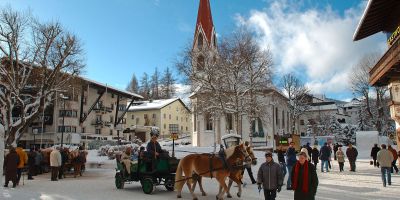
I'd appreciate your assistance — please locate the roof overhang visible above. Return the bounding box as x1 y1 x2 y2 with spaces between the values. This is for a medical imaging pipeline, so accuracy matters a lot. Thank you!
353 0 400 41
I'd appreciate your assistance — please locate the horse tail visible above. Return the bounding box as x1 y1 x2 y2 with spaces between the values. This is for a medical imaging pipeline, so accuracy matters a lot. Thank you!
175 158 185 191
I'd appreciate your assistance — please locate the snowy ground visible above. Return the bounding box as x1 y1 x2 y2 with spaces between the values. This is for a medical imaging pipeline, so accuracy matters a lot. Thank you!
1 147 400 200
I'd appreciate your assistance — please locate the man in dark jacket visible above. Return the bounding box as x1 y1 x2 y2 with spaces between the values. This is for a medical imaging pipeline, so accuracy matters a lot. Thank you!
146 129 162 159
319 143 331 172
257 151 283 200
277 145 287 179
306 143 313 159
286 142 297 190
4 147 19 188
311 146 319 170
370 144 381 168
291 152 318 200
346 144 358 172
58 148 69 179
27 148 36 180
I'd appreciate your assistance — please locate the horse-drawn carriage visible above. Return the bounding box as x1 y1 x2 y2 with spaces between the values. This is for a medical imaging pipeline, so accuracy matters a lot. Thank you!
114 149 180 194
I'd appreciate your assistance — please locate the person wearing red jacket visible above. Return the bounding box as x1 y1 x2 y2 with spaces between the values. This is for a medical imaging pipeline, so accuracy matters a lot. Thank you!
388 145 399 174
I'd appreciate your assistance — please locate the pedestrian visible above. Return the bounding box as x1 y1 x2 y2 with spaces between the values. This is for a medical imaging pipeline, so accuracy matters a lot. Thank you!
336 147 345 172
50 147 62 181
311 145 319 170
328 143 333 169
58 148 69 179
257 151 283 200
346 144 358 172
35 149 43 175
319 142 331 172
243 141 257 184
4 147 19 188
333 143 338 160
285 141 297 190
306 143 313 159
277 145 287 180
388 145 399 174
370 144 381 168
377 144 394 187
291 152 318 200
27 148 36 180
15 143 28 185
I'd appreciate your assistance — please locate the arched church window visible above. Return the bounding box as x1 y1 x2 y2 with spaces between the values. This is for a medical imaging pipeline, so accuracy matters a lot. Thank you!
198 34 203 49
197 56 205 70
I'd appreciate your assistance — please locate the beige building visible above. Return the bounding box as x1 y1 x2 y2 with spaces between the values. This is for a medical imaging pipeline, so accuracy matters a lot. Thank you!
126 98 192 142
19 77 143 148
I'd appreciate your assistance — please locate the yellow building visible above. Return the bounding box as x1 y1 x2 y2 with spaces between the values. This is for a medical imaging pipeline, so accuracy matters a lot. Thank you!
126 98 191 142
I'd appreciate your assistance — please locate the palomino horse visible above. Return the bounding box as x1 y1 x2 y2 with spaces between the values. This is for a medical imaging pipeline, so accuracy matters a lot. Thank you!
175 144 251 200
68 150 88 178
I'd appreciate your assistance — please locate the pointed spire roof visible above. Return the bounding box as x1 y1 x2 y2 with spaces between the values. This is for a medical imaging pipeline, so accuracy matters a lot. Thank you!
195 0 215 44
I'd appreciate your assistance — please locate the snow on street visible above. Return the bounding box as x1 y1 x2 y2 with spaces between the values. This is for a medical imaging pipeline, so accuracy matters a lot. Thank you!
1 148 399 200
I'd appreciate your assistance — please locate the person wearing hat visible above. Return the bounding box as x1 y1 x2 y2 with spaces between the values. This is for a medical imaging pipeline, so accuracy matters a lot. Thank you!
146 128 162 159
291 151 319 200
257 151 283 200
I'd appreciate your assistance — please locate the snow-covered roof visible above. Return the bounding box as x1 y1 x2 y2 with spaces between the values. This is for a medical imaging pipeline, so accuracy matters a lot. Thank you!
80 76 143 99
221 133 242 140
308 103 338 111
342 99 362 108
128 98 183 111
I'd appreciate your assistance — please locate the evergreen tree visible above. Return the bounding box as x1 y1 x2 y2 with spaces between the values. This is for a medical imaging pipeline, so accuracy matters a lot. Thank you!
126 73 139 93
151 67 160 99
140 72 150 100
161 67 176 98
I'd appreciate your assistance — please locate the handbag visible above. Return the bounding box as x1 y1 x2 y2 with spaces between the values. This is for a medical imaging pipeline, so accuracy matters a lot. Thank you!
370 160 373 165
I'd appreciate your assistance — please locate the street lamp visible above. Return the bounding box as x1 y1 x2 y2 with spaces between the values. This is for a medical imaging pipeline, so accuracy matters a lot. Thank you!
60 93 69 148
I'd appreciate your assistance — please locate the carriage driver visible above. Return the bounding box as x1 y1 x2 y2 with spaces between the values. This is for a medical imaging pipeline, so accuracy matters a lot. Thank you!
146 128 162 159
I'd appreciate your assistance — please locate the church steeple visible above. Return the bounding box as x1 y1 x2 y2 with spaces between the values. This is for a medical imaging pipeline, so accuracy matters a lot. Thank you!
194 0 216 49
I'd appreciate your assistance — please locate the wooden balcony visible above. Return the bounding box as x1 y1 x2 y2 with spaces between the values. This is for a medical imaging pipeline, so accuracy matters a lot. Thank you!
369 36 400 86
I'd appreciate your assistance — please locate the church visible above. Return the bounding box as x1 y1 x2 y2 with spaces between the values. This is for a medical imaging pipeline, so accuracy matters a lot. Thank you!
190 0 292 148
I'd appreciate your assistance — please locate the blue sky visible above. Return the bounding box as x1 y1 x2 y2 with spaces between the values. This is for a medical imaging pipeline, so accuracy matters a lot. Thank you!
1 0 385 101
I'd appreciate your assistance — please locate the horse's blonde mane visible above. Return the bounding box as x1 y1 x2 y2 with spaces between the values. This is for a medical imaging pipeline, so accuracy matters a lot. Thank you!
225 145 236 159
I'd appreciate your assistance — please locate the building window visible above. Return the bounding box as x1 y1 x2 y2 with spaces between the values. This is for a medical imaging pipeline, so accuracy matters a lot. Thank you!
205 112 213 130
111 94 114 98
110 116 113 123
164 124 166 129
186 127 188 131
152 114 156 119
109 130 113 135
96 115 102 122
181 117 183 122
59 110 78 118
136 118 139 124
144 114 148 119
131 115 135 120
226 113 233 130
57 126 76 133
110 103 114 110
282 110 285 129
164 114 166 119
32 127 45 133
197 56 205 70
176 116 178 121
82 127 85 133
169 114 171 120
275 107 279 125
95 129 101 135
300 120 305 125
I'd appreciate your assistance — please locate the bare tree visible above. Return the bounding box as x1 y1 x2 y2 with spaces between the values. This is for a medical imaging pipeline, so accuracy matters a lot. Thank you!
126 73 139 93
281 73 310 134
176 29 274 144
160 67 176 99
0 8 84 147
350 53 394 135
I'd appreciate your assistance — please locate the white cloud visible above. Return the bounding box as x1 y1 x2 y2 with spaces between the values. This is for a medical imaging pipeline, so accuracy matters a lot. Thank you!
236 0 387 96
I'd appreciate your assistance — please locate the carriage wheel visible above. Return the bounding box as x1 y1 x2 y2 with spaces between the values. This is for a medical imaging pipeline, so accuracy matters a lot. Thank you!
164 177 175 191
115 172 125 189
141 178 154 194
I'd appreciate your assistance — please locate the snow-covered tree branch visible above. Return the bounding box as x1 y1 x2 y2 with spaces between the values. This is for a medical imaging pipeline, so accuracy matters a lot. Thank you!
0 8 85 147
